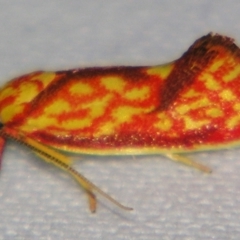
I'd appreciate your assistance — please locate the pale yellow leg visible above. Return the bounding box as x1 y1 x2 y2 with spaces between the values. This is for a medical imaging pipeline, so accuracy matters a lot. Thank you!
0 128 132 212
87 190 97 213
164 153 212 173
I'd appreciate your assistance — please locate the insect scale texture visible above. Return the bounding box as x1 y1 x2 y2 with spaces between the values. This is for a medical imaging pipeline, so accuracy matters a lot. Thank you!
0 33 240 212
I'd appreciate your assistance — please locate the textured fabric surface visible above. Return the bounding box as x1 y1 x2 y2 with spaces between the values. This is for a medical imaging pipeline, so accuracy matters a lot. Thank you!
0 1 240 239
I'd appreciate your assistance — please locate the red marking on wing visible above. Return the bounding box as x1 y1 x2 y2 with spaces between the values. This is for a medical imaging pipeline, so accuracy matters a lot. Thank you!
159 33 239 111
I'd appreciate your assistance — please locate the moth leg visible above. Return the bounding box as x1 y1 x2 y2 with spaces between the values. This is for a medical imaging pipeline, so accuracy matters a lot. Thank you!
34 151 97 212
0 127 133 212
164 153 212 173
87 190 97 213
35 149 98 212
0 128 132 212
0 137 6 169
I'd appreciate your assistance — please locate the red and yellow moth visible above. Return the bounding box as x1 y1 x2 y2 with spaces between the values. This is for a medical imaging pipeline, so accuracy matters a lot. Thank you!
0 33 240 212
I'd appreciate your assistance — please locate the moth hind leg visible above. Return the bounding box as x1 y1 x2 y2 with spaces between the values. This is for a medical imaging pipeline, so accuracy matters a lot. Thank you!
164 153 212 173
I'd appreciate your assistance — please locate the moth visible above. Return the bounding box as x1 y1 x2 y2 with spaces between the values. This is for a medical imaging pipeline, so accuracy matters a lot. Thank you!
0 33 240 212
